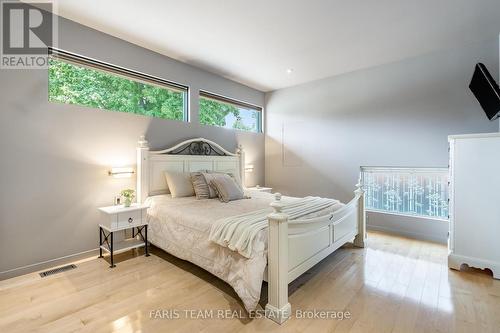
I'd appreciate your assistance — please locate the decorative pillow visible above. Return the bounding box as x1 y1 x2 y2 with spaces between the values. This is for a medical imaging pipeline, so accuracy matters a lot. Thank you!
201 172 220 198
202 171 240 195
190 172 210 199
164 171 195 198
208 174 245 203
217 169 242 188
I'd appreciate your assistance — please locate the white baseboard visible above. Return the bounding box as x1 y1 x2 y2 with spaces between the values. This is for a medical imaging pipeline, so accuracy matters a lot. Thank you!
367 224 447 244
0 248 99 281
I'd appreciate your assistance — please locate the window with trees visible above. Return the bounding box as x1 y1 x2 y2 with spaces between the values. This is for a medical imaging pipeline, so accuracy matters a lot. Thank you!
199 91 262 133
48 49 188 121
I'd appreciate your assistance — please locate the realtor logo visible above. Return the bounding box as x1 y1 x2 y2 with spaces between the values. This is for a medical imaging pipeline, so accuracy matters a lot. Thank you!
1 0 57 68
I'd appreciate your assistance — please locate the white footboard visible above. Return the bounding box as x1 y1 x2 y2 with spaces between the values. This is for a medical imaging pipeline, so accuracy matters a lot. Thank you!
265 184 366 324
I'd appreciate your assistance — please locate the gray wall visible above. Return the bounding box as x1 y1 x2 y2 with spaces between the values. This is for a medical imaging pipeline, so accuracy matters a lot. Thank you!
265 38 499 210
367 212 449 244
0 17 264 276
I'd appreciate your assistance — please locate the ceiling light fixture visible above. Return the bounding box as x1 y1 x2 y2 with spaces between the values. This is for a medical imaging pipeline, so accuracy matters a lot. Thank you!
286 68 294 74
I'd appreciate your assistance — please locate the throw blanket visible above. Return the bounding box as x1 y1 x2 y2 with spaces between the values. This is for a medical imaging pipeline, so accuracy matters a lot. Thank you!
209 197 338 258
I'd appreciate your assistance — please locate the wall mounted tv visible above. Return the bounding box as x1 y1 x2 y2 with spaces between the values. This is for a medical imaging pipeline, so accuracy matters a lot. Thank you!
469 63 500 120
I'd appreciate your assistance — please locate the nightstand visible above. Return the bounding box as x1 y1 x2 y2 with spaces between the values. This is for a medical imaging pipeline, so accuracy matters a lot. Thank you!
98 203 150 268
247 186 273 193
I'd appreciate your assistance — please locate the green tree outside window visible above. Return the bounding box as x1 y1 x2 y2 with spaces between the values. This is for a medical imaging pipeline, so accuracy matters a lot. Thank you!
199 97 261 133
49 58 262 133
48 58 186 120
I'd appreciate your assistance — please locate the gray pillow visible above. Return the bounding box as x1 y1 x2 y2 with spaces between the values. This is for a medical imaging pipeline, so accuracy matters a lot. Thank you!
215 169 242 188
164 171 195 198
208 174 245 203
191 172 210 199
202 171 240 198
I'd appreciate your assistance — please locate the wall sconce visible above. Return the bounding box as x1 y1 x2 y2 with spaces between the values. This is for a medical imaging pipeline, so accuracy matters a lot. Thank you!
108 167 135 178
245 164 254 173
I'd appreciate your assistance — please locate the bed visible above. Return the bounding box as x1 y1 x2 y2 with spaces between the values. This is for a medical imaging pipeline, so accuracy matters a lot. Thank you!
137 136 366 324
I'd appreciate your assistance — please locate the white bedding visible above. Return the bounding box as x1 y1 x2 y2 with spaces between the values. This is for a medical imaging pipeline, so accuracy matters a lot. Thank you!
145 191 343 312
210 196 339 258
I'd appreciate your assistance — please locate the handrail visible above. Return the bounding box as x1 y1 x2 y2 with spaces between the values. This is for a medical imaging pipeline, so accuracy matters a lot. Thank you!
360 166 447 173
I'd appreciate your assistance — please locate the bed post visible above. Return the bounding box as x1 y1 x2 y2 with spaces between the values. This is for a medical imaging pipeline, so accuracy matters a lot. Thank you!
137 135 150 204
353 182 366 248
236 144 245 188
265 193 291 324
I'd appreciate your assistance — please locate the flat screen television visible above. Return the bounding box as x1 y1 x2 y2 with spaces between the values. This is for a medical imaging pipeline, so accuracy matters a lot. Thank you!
469 63 500 120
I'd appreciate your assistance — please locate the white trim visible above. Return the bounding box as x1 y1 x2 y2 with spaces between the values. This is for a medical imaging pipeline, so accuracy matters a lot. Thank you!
448 132 500 140
0 248 99 281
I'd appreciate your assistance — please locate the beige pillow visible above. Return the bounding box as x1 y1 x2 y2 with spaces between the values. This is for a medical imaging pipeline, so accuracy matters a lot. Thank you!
164 171 195 198
208 174 245 203
191 172 210 199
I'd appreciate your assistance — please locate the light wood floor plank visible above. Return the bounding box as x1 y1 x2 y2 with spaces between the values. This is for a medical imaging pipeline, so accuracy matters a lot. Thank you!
0 231 499 333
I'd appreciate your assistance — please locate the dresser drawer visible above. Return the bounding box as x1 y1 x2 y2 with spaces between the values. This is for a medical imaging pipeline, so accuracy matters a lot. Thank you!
115 210 142 229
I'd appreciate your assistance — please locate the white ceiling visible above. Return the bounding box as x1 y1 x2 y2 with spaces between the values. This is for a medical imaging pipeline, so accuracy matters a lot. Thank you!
53 0 500 92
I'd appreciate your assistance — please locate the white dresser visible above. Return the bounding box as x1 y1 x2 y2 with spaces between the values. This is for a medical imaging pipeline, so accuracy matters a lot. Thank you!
448 133 500 279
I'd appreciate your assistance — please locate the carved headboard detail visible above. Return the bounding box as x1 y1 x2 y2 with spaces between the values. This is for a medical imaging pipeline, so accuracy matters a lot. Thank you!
147 137 239 157
136 136 245 202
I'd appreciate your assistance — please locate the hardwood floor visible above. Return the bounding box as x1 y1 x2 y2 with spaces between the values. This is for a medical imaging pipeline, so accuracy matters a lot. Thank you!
1 231 499 333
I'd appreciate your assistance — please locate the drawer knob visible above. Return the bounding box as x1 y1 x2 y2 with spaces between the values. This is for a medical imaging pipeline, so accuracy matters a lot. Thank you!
128 217 133 223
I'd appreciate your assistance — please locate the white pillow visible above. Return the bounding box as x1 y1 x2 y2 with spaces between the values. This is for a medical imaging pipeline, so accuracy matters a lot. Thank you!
164 171 195 198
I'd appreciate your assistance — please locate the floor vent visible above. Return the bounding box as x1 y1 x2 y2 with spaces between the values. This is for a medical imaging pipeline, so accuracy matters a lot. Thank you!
39 264 77 277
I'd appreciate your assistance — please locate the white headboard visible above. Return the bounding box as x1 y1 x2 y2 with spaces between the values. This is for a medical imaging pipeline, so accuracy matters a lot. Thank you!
136 136 245 203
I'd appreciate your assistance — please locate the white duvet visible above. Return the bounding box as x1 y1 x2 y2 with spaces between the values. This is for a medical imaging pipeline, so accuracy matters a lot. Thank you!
210 196 339 258
145 191 343 312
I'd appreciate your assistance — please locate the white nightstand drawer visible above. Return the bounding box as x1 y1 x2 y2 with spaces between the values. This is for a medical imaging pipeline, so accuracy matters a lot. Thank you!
99 203 149 232
116 210 142 229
